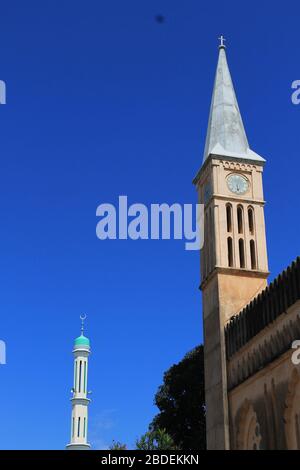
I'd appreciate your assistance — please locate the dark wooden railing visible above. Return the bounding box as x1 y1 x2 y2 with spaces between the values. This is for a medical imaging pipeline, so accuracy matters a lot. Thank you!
225 257 300 359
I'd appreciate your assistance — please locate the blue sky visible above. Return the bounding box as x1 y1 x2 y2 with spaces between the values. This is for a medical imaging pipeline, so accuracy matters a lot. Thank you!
0 0 299 449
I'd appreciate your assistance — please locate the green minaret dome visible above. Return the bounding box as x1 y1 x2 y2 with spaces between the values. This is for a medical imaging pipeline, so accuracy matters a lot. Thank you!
74 334 90 346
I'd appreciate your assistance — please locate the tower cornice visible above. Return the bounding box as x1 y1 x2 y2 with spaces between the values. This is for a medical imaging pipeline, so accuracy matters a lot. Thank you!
200 266 270 291
206 194 266 206
193 153 265 187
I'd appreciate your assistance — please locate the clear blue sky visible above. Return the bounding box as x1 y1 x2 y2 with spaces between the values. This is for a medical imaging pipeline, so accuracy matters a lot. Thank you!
0 0 299 450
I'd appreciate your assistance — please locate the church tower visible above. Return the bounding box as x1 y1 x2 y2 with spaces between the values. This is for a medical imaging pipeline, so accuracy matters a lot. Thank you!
66 315 91 450
193 38 269 449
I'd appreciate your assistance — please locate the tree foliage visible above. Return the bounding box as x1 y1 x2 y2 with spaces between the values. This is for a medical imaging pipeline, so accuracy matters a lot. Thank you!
136 428 177 450
109 440 127 450
150 345 206 450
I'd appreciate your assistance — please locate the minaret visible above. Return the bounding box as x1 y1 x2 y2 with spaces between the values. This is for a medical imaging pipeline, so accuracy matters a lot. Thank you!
193 38 269 449
66 315 91 450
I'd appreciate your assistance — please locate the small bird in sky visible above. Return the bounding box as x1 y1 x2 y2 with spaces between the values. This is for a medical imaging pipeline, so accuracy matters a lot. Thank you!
155 15 165 24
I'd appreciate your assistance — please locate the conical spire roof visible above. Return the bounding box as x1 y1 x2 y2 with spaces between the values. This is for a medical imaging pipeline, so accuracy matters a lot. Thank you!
203 43 265 164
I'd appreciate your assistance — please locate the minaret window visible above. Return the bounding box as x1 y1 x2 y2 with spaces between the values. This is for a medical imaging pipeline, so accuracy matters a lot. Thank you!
239 239 245 268
84 418 86 438
237 206 244 234
74 361 78 392
248 207 254 235
84 361 87 393
78 417 81 437
227 237 233 267
226 204 232 232
79 361 82 393
250 240 257 270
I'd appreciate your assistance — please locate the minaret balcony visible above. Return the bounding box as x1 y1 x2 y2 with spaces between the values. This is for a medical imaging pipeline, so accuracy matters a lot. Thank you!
70 396 91 405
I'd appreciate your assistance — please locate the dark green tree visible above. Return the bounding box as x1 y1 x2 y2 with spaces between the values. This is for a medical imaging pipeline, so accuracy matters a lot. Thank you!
150 345 206 450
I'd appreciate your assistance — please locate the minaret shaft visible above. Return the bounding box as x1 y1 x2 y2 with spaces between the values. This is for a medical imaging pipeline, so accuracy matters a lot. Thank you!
66 322 91 450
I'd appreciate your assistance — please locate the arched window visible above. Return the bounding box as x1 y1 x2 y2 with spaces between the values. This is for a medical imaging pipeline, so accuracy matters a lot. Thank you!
79 360 82 393
226 204 232 232
250 240 257 270
78 417 81 438
84 361 87 393
237 400 262 449
74 361 78 392
239 238 245 268
248 207 254 235
83 417 86 438
227 237 233 267
237 206 244 234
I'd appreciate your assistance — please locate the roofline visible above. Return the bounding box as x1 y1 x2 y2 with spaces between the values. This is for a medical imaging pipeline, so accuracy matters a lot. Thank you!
225 256 300 359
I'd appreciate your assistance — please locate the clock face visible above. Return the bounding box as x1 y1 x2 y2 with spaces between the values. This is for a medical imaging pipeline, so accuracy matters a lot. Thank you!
227 174 249 195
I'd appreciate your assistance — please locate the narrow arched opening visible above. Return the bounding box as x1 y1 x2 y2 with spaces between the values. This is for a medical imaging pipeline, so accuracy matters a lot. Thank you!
227 237 233 267
250 240 257 270
239 238 245 268
248 207 254 235
237 206 244 234
226 204 232 232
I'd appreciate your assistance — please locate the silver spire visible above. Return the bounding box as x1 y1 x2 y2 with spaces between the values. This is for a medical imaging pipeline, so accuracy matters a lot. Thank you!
203 40 265 164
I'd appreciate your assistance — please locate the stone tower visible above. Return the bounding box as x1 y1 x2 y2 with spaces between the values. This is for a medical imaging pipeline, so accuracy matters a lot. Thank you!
66 315 91 450
193 40 269 449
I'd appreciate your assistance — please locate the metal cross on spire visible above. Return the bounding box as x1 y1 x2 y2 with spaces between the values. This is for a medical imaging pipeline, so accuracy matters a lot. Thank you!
218 35 226 48
80 314 87 335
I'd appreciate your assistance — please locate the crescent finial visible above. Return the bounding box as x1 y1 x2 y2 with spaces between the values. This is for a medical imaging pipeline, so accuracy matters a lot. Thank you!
80 314 87 334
